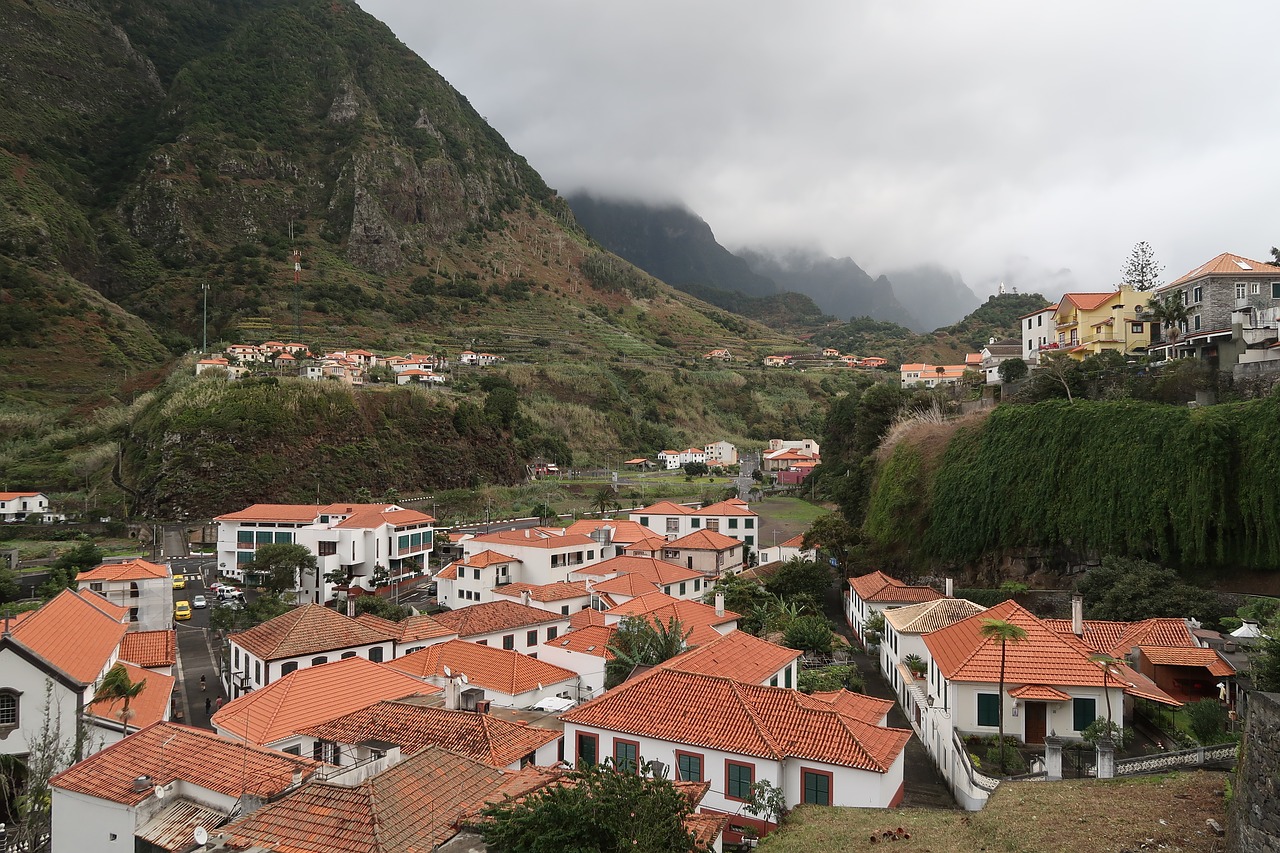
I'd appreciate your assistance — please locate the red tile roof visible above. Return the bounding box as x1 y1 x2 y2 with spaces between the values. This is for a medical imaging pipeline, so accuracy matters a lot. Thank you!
577 555 703 585
543 624 617 659
214 504 324 523
625 535 673 554
86 661 174 730
1138 646 1235 676
353 613 456 644
562 669 911 773
10 589 129 684
433 601 566 638
77 558 170 582
1008 684 1072 701
848 571 943 604
569 608 609 630
0 491 43 500
470 529 598 550
334 507 436 529
458 549 519 568
386 640 577 695
1059 291 1120 312
1044 617 1198 658
634 501 694 516
119 630 177 668
231 604 392 661
800 689 896 725
212 657 437 745
590 573 662 598
491 581 590 603
603 593 739 646
658 631 800 685
665 529 741 551
1166 252 1280 287
693 500 757 517
297 700 559 767
562 519 655 543
50 722 318 805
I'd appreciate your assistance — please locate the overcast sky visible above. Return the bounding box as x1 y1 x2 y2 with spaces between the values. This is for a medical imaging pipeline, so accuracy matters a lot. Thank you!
360 2 1280 297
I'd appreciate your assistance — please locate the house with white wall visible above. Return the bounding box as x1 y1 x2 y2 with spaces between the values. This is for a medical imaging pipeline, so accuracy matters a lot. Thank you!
431 600 572 653
1019 304 1059 365
845 571 943 646
561 669 911 821
49 721 319 853
0 491 48 522
659 530 745 578
881 598 986 725
703 440 739 466
539 625 616 699
214 502 436 603
755 534 817 566
631 499 759 549
570 555 708 602
658 630 801 690
387 639 583 708
491 581 593 615
440 528 608 607
75 558 172 631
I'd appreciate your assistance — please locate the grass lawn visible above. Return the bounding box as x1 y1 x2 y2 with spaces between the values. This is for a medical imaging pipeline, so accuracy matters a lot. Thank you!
754 496 830 546
759 771 1228 853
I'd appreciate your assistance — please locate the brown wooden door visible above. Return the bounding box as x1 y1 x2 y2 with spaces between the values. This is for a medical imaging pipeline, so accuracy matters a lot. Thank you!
1024 702 1047 745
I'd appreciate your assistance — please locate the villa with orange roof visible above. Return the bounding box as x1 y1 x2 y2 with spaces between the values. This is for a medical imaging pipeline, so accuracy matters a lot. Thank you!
704 348 732 361
845 570 944 644
561 668 911 817
598 591 739 646
756 532 817 565
539 624 617 697
432 600 572 652
388 639 582 708
214 502 436 602
0 491 49 522
491 580 593 615
631 497 760 551
658 630 802 689
898 360 979 389
1049 286 1152 360
50 721 319 853
658 529 746 578
437 527 609 608
570 555 708 602
881 597 987 723
0 589 177 760
76 558 172 631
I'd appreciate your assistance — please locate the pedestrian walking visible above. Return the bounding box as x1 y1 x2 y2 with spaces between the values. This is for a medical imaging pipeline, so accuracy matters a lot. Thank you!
205 697 212 715
199 674 206 692
215 696 224 712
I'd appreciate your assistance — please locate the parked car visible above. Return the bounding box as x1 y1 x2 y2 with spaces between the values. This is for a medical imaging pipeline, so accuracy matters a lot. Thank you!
192 595 208 609
174 601 192 621
217 587 244 601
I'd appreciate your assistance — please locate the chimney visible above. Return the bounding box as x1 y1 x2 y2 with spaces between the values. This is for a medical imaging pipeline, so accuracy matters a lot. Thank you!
1071 594 1084 637
291 769 303 787
444 679 460 711
346 596 355 618
715 592 725 618
944 577 953 598
521 590 532 608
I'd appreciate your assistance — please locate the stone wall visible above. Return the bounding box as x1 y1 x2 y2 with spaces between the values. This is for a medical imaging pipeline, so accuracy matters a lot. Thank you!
1227 691 1280 853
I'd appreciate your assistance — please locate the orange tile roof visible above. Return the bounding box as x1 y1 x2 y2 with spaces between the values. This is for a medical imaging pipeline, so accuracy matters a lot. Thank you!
119 630 177 668
562 669 910 773
297 700 559 767
232 604 392 661
353 612 456 644
658 631 800 684
386 640 577 694
800 689 895 725
0 491 43 500
848 571 943 604
10 589 129 684
223 745 559 853
625 535 672 554
1008 684 1071 701
471 529 597 550
1044 617 1197 658
214 504 324 523
334 507 435 529
433 601 566 638
544 624 617 658
883 598 987 634
693 500 757 517
634 501 694 516
562 519 655 543
603 593 739 645
1017 304 1058 320
212 657 437 745
1166 252 1280 287
665 529 741 551
459 549 519 568
1138 646 1235 676
86 661 174 730
569 608 609 630
576 555 703 585
778 534 807 549
1059 290 1120 312
590 573 662 598
437 562 459 580
492 581 590 603
77 558 170 582
50 722 318 806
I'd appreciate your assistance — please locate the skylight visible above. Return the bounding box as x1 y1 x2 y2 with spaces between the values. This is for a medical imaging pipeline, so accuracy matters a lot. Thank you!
1236 260 1252 270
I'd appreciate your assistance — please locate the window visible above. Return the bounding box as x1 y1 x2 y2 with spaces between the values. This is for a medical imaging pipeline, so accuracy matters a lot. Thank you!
726 760 754 801
255 661 262 684
639 517 649 527
311 656 328 666
1073 697 1097 732
675 751 703 782
690 518 701 529
744 518 754 529
341 651 356 660
318 541 337 556
706 519 720 531
1237 282 1247 299
678 582 687 596
473 569 481 580
1272 282 1280 299
1254 282 1263 295
977 693 1000 727
784 667 792 689
369 647 384 663
1027 318 1032 330
283 745 302 756
234 648 240 670
1037 314 1043 327
129 607 139 622
1193 314 1201 331
745 536 754 547
666 518 679 533
503 634 515 650
547 627 558 641
1131 322 1143 334
613 738 639 772
280 661 298 676
561 605 570 615
801 769 833 806
693 579 701 592
576 732 598 766
728 518 738 530
89 581 103 592
1193 286 1203 304
0 690 19 729
527 630 538 647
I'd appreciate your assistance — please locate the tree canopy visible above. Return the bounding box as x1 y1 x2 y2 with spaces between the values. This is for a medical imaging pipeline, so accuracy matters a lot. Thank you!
605 616 691 688
244 543 318 595
1121 241 1164 291
1077 556 1215 623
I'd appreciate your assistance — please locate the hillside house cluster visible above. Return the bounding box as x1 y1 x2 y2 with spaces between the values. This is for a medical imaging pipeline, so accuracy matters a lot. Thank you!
656 440 739 469
198 341 511 385
899 353 982 388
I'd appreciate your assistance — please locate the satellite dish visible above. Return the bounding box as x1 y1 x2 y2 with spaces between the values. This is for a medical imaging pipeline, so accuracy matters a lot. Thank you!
153 785 165 800
194 827 209 846
459 673 469 685
443 665 452 677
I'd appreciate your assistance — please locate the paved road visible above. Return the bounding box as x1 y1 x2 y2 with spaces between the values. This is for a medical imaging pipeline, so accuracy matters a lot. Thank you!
169 555 226 729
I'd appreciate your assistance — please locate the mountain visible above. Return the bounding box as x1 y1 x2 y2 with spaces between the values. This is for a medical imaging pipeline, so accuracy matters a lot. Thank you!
566 194 780 299
736 247 921 329
882 264 982 332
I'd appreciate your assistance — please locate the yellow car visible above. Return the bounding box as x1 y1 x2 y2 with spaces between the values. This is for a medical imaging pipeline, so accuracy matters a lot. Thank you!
173 575 186 590
174 601 192 621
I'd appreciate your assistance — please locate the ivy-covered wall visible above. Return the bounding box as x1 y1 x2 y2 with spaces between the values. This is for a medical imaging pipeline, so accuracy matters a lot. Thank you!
864 398 1280 570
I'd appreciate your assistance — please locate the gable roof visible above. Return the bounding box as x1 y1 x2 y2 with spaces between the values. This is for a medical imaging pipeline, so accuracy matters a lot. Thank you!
77 558 170 582
562 669 910 773
624 535 673 554
433 601 566 637
589 573 663 598
562 519 656 543
231 604 392 661
848 571 943 605
658 631 801 685
1043 616 1198 659
491 581 590 603
297 700 559 767
333 507 435 529
214 504 324 523
1058 291 1120 312
85 661 174 731
386 639 577 694
51 722 318 806
883 598 987 634
602 593 739 645
9 588 129 684
1166 252 1280 288
543 624 617 659
665 529 742 551
119 630 177 668
1137 646 1235 676
692 499 757 517
633 501 694 516
575 555 703 585
353 613 456 645
212 657 438 745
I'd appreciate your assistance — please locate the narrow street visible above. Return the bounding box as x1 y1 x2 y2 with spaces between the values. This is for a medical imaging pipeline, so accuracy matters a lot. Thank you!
169 553 226 729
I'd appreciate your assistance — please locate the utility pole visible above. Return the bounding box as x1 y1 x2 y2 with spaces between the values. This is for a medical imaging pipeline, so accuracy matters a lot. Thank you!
201 282 210 354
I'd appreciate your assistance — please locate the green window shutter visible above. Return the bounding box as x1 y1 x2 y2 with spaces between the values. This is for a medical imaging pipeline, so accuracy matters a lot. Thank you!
745 518 755 529
398 534 410 550
785 667 793 688
1073 697 1097 732
727 762 754 799
677 753 702 782
577 733 596 766
614 741 637 772
691 518 701 528
237 530 253 545
802 771 831 806
977 693 1000 726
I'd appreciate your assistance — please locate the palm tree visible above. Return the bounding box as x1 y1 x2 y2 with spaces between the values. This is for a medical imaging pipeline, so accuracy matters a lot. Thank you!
90 663 147 736
978 618 1028 775
1089 653 1123 734
1149 293 1189 342
590 486 619 518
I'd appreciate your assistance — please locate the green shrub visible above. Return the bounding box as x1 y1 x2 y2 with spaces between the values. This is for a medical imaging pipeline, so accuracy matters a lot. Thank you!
1186 699 1229 744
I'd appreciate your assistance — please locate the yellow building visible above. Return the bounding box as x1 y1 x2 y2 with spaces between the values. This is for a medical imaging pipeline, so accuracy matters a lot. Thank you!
1051 286 1153 360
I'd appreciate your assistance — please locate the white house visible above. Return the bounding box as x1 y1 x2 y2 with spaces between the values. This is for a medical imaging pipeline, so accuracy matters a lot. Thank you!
657 450 684 470
431 600 573 653
225 604 398 699
845 571 943 646
754 533 817 566
387 639 583 708
570 555 708 602
75 558 173 631
703 441 739 467
659 530 745 578
631 498 759 549
980 337 1025 383
437 528 609 608
881 598 986 724
214 502 436 603
561 669 911 821
395 368 446 385
491 581 593 615
0 491 49 522
539 624 616 699
658 630 802 690
1019 304 1059 365
49 721 319 853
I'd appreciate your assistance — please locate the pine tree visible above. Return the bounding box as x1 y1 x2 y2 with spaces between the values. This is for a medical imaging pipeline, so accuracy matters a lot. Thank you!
1121 241 1164 291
